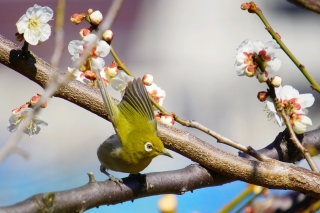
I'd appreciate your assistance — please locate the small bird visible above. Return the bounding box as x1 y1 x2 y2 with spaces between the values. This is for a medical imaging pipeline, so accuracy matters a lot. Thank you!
96 74 172 184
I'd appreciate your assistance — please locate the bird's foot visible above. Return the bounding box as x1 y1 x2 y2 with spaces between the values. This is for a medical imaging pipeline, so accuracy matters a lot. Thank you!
100 166 123 190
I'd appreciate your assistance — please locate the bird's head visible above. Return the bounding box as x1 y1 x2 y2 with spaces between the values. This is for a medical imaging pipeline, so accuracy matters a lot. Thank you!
136 134 172 160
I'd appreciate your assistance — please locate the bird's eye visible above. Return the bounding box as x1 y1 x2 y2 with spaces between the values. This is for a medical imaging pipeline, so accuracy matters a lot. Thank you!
145 142 153 152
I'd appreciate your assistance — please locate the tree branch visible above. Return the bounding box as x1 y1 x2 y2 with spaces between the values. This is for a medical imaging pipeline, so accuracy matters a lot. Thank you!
1 34 320 212
288 0 320 14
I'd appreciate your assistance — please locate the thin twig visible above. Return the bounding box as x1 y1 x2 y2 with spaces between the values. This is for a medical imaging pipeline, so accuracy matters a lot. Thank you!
279 110 319 172
50 0 65 67
246 2 320 93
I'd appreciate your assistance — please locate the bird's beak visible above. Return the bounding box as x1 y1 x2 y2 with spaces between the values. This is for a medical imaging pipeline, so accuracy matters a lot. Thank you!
160 149 173 158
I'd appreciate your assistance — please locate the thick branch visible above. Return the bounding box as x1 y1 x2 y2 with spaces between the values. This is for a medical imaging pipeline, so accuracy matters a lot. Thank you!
288 0 320 14
1 34 320 211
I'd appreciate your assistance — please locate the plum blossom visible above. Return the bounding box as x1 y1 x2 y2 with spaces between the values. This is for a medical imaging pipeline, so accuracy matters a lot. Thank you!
110 71 134 95
16 4 53 45
68 34 110 70
235 39 281 78
8 108 48 136
146 83 166 107
266 85 314 134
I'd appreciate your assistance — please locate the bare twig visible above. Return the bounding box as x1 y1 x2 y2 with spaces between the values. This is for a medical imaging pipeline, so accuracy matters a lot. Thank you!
288 0 320 14
50 0 65 67
279 110 319 172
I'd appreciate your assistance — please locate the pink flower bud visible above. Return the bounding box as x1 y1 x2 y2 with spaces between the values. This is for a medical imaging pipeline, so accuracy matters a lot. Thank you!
30 95 40 106
79 28 91 38
257 91 269 102
102 30 114 44
241 3 250 10
142 74 153 86
89 10 103 26
271 75 282 87
84 70 97 80
12 108 21 114
20 103 29 109
70 13 86 25
257 72 268 83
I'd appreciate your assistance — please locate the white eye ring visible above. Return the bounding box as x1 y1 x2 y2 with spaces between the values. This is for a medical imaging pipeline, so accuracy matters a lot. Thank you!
145 142 153 152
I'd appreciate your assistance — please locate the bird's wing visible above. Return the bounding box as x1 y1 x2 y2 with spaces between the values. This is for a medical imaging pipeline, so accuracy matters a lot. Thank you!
118 78 156 127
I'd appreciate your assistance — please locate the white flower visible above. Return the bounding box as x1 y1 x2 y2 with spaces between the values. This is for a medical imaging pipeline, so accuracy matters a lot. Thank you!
235 39 257 77
7 108 48 136
266 85 314 133
110 71 134 95
68 34 110 70
291 111 312 134
16 4 53 45
146 83 166 106
254 40 281 73
235 40 281 77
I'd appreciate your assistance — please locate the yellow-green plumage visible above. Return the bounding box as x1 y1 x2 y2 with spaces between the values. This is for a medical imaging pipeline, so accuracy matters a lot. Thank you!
96 76 172 175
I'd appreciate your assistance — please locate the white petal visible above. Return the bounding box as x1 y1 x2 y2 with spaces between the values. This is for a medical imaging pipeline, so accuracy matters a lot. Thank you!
91 58 105 70
36 6 53 23
16 15 29 33
266 100 276 112
253 40 265 53
68 40 84 56
266 58 281 73
297 94 315 108
38 23 51 42
97 40 110 57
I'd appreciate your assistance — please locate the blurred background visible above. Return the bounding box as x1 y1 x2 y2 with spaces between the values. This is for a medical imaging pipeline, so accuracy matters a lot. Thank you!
0 0 320 212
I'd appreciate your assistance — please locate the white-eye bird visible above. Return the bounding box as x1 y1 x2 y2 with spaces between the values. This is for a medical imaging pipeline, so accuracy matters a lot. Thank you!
96 74 172 183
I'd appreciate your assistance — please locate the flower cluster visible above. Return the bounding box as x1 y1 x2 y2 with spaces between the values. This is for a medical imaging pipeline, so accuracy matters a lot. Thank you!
68 9 171 126
8 94 48 136
266 85 314 134
68 33 110 86
235 39 281 84
16 4 53 45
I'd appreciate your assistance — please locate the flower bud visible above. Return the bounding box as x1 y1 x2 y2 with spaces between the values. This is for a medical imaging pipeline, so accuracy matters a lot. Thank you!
142 74 153 86
102 30 114 44
15 32 24 42
257 71 268 83
159 114 175 126
241 2 250 10
12 108 21 114
275 32 281 40
244 65 256 77
30 95 40 106
257 91 268 102
71 13 86 25
84 70 97 80
20 103 29 109
89 10 103 26
104 62 118 77
270 75 282 87
88 8 93 14
79 28 91 38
